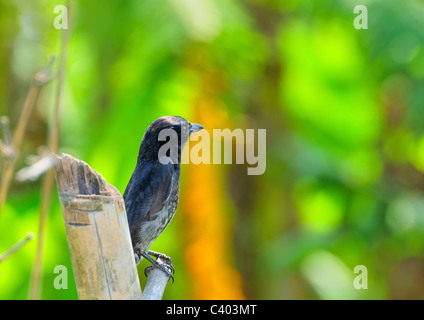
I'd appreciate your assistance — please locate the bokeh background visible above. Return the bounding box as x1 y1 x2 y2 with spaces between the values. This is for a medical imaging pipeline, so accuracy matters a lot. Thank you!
1 0 424 300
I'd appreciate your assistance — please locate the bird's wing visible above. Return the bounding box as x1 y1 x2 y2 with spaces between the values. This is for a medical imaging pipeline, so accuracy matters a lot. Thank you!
123 162 174 235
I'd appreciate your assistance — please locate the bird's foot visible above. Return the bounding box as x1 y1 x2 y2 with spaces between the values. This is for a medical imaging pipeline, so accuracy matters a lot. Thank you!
142 251 174 283
147 250 174 274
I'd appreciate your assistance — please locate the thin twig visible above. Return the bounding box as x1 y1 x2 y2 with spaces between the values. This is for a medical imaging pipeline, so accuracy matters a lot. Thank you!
0 57 56 217
0 117 16 160
1 116 13 146
0 232 34 264
29 2 73 300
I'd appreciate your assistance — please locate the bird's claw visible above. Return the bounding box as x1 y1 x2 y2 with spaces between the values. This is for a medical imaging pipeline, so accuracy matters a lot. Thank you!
142 251 175 283
144 266 153 278
144 263 174 283
147 250 175 274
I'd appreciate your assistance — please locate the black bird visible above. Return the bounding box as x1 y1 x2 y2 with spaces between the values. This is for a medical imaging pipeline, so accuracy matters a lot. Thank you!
123 116 203 281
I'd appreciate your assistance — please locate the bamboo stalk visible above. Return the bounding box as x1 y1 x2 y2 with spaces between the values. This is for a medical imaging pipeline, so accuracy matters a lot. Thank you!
55 154 142 300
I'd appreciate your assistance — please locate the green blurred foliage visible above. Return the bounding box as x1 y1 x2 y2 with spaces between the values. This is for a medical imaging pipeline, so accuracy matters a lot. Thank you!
1 0 424 299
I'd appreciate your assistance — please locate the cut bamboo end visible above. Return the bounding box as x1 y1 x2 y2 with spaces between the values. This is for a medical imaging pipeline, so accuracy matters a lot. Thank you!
55 153 142 300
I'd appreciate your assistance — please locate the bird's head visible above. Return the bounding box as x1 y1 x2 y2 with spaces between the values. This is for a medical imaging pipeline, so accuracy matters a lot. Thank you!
138 116 203 162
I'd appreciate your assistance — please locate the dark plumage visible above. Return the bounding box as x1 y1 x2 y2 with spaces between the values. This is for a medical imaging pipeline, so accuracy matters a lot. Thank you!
123 116 203 280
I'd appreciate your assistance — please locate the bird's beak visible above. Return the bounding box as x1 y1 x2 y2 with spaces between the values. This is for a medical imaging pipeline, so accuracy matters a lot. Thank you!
189 123 204 135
